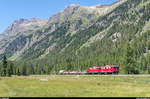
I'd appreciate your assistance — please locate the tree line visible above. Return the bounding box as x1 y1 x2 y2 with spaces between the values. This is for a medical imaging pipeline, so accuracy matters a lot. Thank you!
1 0 150 76
1 40 150 77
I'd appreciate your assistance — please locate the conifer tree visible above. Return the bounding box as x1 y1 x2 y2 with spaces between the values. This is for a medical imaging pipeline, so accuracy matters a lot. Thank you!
20 62 27 76
0 63 2 76
17 68 20 76
9 62 14 75
6 65 11 77
2 55 7 76
121 41 137 74
6 61 14 77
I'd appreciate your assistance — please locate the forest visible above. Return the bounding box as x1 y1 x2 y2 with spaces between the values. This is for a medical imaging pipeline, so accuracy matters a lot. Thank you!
1 0 150 76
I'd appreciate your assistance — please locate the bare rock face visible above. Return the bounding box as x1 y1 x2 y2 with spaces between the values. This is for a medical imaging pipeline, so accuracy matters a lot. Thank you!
2 18 48 36
46 1 124 35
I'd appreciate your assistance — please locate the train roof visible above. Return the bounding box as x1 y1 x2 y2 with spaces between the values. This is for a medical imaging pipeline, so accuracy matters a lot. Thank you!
90 65 119 68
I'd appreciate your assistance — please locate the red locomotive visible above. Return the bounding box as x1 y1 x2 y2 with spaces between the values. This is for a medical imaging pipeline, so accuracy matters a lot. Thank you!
87 65 119 74
59 65 119 75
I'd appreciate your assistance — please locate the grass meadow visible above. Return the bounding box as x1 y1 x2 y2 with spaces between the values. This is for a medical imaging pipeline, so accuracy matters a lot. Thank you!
0 75 150 97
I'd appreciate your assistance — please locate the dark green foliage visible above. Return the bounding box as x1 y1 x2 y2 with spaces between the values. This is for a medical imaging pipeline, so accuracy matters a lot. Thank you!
20 62 27 76
0 55 14 77
121 42 138 74
1 0 150 75
16 68 21 76
1 55 7 76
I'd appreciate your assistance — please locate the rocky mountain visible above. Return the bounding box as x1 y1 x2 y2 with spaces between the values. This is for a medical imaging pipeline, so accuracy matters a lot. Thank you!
2 18 47 36
1 0 150 74
33 0 150 74
0 18 48 60
0 0 125 61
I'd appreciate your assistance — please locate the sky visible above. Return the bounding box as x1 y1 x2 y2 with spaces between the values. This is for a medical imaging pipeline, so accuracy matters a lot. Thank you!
0 0 117 34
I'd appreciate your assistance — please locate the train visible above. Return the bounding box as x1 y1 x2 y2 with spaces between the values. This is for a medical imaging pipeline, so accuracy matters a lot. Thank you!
59 65 119 75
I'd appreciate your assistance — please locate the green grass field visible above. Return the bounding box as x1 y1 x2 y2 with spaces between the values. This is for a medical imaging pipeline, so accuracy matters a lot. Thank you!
1 75 150 97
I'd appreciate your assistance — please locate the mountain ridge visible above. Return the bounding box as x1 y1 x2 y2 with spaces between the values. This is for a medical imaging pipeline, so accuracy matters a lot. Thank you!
0 0 130 63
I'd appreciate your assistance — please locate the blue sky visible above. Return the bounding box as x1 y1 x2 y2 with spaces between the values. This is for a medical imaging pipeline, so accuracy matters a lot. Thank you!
0 0 117 34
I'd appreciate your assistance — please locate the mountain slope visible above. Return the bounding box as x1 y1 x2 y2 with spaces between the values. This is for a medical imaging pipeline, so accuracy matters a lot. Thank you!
0 18 48 60
28 0 150 73
1 0 150 74
2 18 47 36
2 0 150 74
0 0 124 61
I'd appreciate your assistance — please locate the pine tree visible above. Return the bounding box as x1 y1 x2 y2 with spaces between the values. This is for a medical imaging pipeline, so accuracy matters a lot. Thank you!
23 65 27 75
148 63 150 74
9 62 14 75
0 63 2 76
1 55 7 76
20 62 27 76
121 41 137 74
17 68 20 76
6 65 11 77
6 61 14 77
146 53 150 74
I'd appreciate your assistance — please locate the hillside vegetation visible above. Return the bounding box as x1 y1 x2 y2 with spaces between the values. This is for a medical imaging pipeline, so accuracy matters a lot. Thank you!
0 0 150 75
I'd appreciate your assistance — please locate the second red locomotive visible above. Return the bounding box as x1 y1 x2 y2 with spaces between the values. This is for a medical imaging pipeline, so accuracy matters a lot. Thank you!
87 65 119 74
